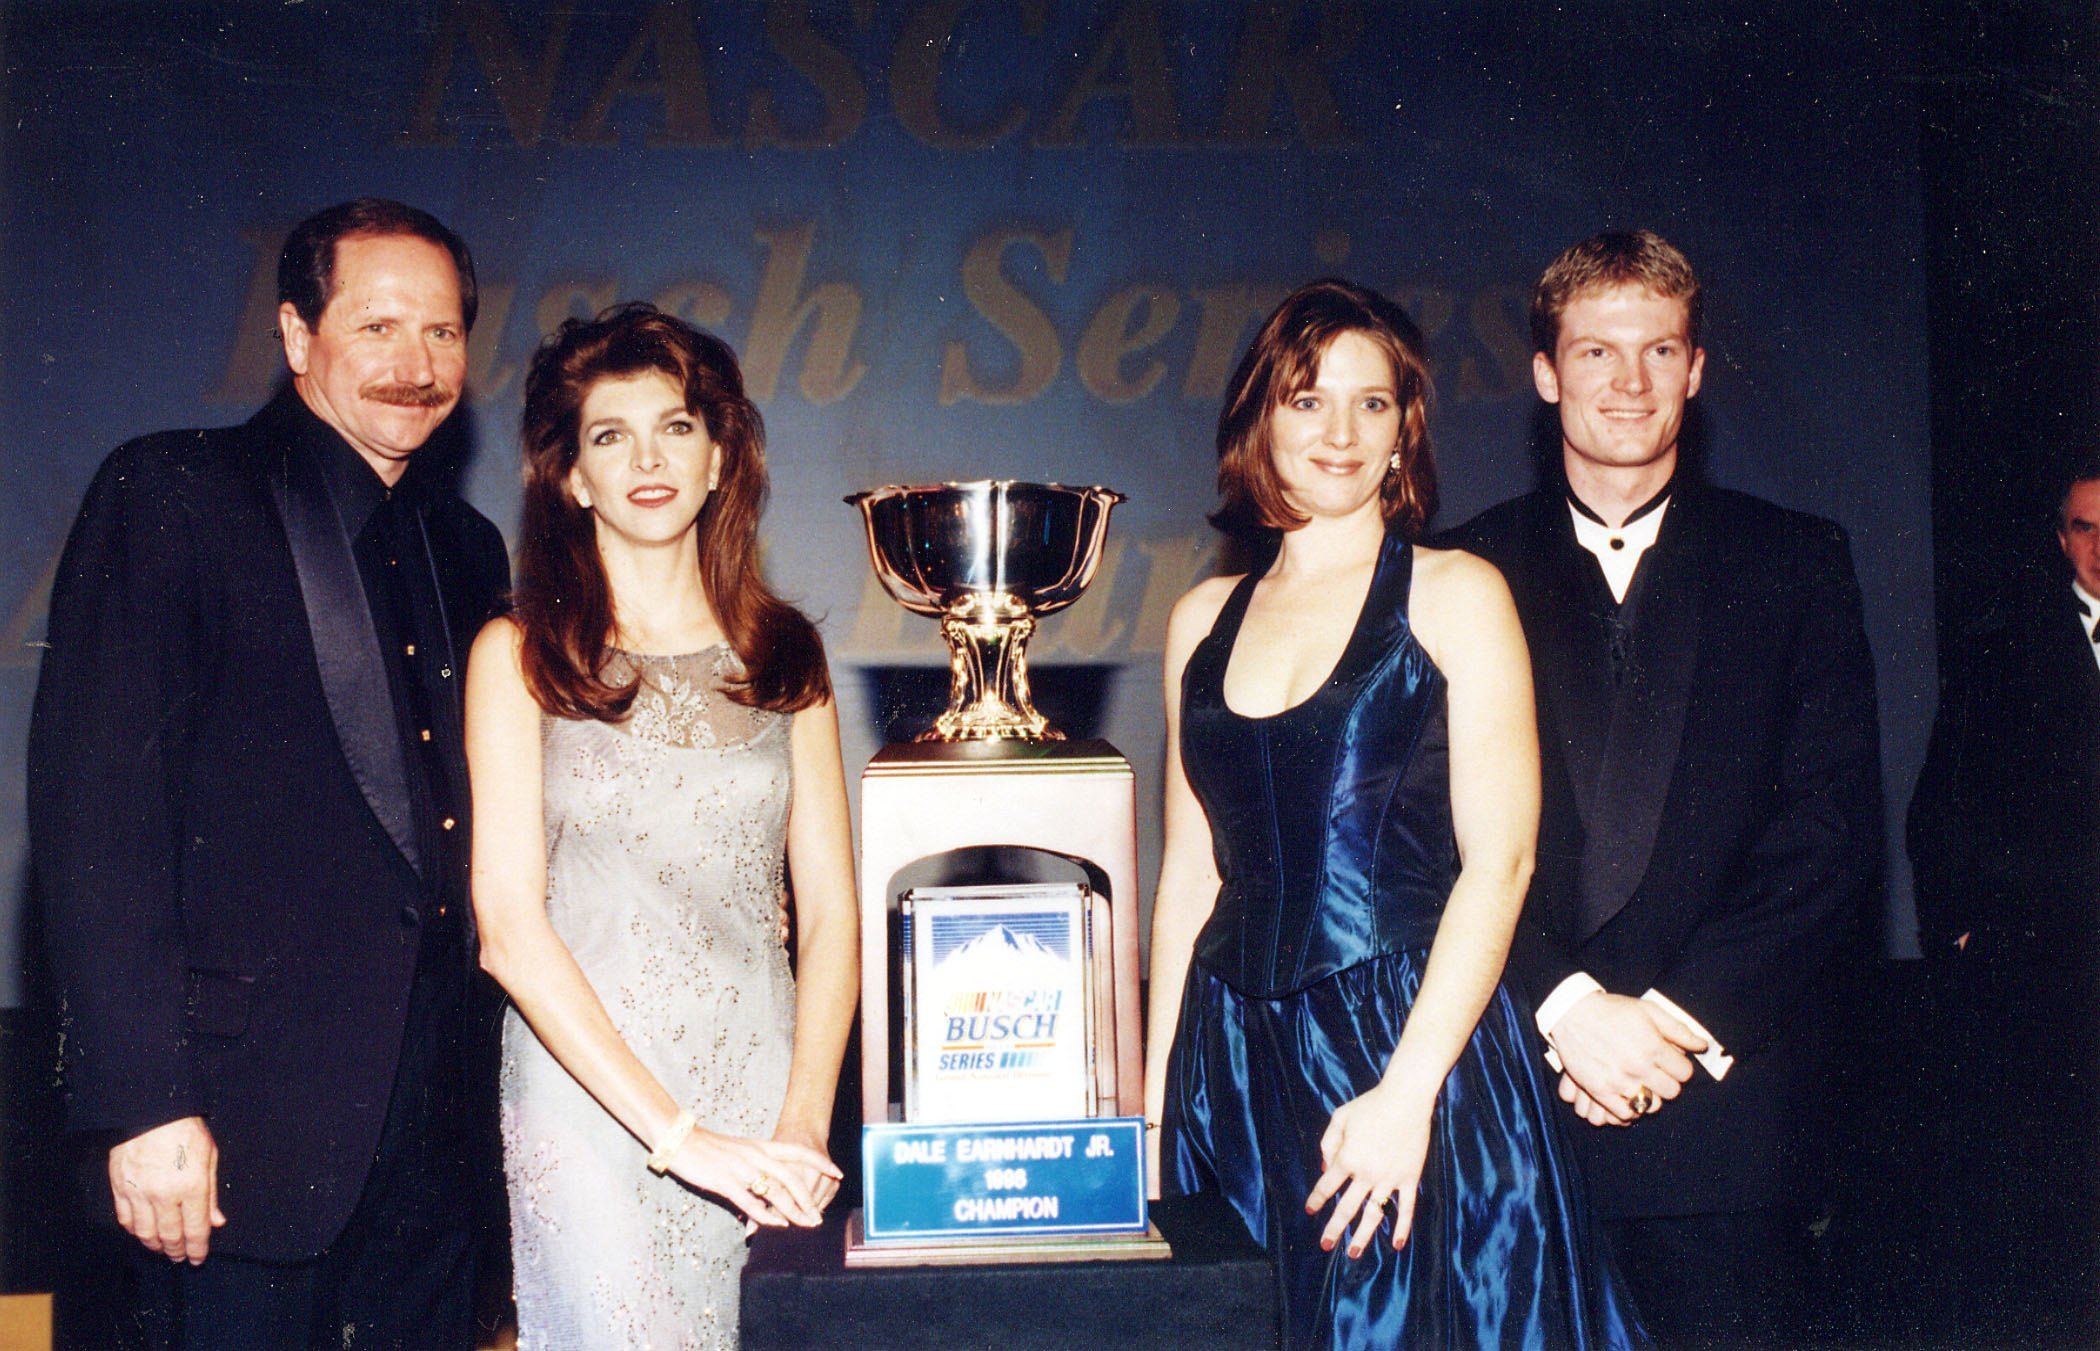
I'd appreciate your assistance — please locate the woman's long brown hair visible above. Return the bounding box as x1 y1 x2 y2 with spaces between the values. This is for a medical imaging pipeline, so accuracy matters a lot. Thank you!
513 302 829 720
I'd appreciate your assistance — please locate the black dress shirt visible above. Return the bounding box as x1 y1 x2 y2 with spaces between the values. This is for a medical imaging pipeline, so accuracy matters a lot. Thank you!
307 427 468 925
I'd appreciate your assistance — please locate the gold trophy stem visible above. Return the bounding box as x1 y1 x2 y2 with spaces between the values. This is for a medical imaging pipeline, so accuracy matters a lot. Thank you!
928 608 1059 742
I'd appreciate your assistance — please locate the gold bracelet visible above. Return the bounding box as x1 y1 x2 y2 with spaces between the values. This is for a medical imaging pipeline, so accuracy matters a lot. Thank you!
646 1109 695 1175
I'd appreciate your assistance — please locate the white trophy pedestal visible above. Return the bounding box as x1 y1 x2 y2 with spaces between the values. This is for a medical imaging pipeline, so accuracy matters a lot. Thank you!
858 738 1144 1125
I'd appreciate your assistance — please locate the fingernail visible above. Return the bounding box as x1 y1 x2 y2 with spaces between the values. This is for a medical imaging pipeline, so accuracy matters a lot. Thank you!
1321 1238 1334 1252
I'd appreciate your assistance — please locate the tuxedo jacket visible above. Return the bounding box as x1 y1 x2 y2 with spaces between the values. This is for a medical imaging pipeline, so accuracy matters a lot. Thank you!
1908 590 2100 969
29 390 509 1260
1448 483 1883 1217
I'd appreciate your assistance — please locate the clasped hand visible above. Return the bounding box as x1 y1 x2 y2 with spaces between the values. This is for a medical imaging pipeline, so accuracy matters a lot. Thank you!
1550 991 1705 1127
1304 1081 1434 1261
666 1126 840 1229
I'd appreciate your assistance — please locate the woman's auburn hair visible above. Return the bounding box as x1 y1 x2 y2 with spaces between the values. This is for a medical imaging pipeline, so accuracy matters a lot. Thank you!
512 301 829 721
1214 278 1437 539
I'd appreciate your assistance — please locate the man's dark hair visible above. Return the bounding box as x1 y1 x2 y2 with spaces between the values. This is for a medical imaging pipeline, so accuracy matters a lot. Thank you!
2060 455 2100 527
277 198 478 332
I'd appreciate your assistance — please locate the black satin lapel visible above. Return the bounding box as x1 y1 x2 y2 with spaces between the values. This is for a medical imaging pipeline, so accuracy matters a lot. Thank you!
1521 504 1613 826
272 445 424 878
1575 504 1703 939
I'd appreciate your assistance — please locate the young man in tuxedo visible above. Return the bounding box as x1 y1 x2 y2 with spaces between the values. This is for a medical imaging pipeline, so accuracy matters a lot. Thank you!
1906 461 2100 1340
31 199 511 1347
1448 230 1884 1345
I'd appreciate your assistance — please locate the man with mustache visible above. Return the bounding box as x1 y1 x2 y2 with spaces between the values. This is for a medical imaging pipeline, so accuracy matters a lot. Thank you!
31 199 510 1347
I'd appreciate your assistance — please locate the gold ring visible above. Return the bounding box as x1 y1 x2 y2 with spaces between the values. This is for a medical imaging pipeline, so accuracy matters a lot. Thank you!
1627 1086 1658 1116
750 1175 772 1198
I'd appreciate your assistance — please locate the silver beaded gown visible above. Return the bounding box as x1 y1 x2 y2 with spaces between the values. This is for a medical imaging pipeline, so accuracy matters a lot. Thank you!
501 646 797 1349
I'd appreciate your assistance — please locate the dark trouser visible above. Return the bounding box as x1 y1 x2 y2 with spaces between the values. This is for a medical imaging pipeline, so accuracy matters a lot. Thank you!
125 917 480 1350
1923 950 2100 1345
1602 1209 1809 1349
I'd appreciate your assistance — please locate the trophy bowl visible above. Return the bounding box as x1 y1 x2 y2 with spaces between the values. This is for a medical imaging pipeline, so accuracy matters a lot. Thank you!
847 480 1125 742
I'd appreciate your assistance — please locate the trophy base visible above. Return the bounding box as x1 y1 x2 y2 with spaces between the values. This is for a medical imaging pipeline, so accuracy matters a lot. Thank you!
865 738 1127 770
843 1211 1171 1267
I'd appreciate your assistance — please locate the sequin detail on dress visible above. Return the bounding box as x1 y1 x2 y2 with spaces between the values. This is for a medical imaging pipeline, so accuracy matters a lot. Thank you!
501 646 795 1350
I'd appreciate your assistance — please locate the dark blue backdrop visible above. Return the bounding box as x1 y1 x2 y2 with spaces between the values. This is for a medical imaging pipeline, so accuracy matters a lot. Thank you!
0 0 1932 1001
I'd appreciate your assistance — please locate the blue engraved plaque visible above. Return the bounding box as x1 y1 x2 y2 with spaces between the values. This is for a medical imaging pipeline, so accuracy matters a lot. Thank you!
862 1118 1147 1241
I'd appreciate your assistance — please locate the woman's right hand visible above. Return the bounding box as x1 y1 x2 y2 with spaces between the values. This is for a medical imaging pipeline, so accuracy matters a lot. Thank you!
668 1129 841 1228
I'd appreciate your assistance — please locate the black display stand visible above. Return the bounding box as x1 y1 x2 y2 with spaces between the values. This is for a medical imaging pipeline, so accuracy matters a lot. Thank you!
740 1193 1277 1349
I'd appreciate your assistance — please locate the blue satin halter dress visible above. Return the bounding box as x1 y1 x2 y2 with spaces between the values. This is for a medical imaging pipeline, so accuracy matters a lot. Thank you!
1163 530 1647 1349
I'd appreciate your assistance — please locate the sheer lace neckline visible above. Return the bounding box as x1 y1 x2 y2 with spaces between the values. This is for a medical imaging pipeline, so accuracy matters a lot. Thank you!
587 644 776 750
611 640 732 662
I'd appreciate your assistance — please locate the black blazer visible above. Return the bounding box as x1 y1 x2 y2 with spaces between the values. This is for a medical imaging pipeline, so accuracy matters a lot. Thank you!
29 391 510 1261
1908 589 2100 966
1447 484 1884 1216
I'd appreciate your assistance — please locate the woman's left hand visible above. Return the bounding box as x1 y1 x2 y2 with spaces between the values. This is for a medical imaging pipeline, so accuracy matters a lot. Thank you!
1305 1079 1436 1259
771 1118 841 1215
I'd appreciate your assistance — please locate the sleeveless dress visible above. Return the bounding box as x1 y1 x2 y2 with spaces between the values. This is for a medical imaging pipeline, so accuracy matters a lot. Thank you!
501 646 797 1350
1163 531 1647 1349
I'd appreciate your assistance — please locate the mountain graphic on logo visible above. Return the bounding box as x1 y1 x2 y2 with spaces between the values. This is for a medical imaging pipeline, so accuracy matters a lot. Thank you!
940 924 1070 982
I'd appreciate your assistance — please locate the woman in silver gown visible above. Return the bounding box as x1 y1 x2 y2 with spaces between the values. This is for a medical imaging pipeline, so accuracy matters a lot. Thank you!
466 303 858 1348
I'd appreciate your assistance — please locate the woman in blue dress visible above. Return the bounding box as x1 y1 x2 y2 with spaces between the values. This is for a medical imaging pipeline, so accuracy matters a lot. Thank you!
1143 280 1646 1348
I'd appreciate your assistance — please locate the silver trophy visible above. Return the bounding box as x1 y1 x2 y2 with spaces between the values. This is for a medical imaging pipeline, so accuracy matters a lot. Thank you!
847 480 1124 742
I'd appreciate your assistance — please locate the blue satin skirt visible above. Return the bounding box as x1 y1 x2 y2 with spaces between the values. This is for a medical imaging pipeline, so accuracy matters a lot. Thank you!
1165 953 1648 1349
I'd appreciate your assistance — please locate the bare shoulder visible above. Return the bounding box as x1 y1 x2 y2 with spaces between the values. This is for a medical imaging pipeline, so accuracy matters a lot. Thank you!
1164 575 1240 667
466 615 531 706
470 613 526 668
1411 546 1511 617
1168 575 1240 639
1407 545 1522 669
790 688 842 740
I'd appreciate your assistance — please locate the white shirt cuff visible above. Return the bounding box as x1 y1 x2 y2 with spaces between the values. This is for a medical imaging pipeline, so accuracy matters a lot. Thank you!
1536 972 1603 1073
1642 988 1734 1081
1534 977 1736 1082
1535 972 1603 1038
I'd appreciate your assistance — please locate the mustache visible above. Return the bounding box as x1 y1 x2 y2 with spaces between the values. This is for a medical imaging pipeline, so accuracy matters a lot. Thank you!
362 381 456 408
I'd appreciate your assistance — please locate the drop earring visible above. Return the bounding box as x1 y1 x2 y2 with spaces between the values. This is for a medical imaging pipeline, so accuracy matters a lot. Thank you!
1387 452 1401 474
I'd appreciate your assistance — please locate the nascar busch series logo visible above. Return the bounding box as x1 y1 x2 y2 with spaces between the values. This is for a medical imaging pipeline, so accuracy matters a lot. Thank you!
939 980 1066 1074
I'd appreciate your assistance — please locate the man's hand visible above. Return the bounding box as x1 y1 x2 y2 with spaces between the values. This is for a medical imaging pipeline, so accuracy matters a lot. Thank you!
109 1116 224 1263
1548 991 1707 1127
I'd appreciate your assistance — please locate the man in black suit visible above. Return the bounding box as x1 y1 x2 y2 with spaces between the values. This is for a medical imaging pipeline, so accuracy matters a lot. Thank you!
1449 230 1883 1345
1905 461 2100 1339
31 199 510 1347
